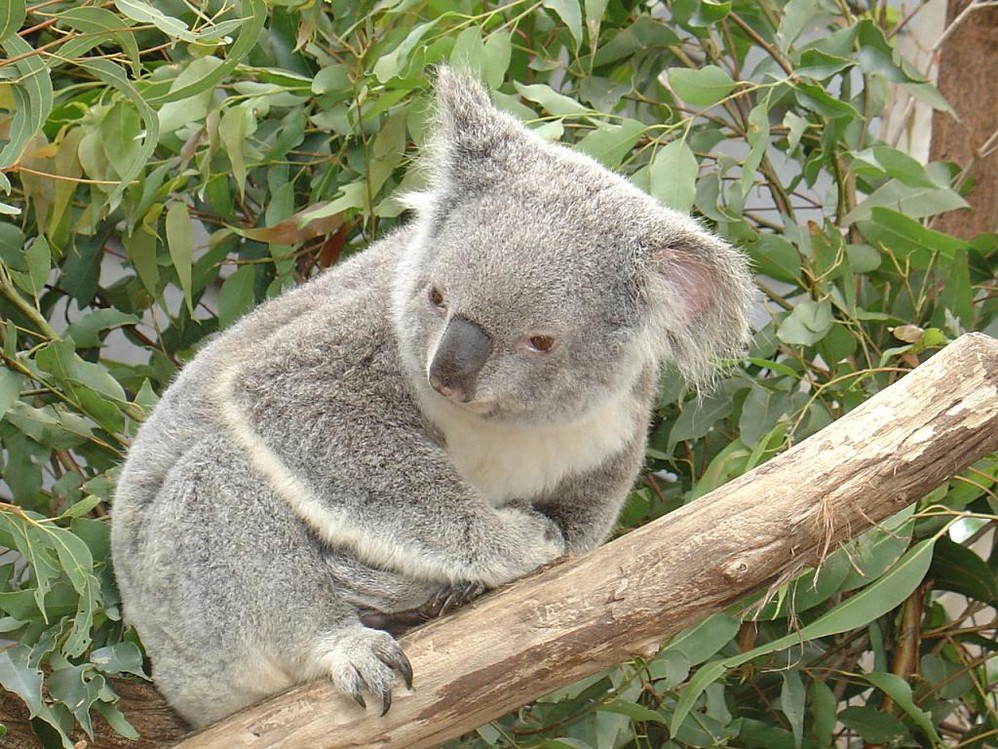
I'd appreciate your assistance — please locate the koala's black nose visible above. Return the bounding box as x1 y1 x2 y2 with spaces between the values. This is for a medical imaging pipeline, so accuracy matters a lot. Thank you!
428 316 492 402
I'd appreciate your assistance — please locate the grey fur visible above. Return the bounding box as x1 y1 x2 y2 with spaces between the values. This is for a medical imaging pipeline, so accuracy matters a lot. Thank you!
110 68 754 728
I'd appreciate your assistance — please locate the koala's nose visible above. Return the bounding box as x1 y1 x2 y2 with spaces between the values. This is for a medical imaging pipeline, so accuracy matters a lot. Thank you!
428 316 492 403
428 374 464 401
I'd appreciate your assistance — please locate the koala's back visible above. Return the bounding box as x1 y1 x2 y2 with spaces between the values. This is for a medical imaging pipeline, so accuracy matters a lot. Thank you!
117 229 408 489
111 228 415 609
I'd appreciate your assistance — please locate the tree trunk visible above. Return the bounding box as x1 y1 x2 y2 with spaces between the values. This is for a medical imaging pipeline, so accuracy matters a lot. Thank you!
2 333 995 749
930 0 998 237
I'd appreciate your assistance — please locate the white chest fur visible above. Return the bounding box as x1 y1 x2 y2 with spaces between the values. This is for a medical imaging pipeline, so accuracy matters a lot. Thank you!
418 386 644 505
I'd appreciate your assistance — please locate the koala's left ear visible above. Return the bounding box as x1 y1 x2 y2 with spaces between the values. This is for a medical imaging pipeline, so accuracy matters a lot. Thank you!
642 216 755 387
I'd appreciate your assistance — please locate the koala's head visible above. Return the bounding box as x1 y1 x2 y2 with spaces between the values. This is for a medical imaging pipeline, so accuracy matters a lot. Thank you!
392 68 754 427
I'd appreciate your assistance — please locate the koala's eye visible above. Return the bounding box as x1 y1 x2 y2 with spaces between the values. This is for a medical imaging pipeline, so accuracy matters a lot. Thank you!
526 335 556 353
428 286 446 311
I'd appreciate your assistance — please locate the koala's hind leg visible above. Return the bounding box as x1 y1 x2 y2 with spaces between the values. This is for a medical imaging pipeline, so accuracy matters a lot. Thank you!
125 434 417 727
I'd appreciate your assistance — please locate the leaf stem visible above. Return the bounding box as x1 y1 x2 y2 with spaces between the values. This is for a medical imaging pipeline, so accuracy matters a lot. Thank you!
0 265 59 341
727 13 794 77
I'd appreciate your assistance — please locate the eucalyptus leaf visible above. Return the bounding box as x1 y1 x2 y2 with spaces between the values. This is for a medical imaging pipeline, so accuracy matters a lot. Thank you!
690 1 731 27
584 0 609 48
542 0 583 48
780 670 805 749
649 140 698 212
667 66 736 107
75 58 160 206
0 35 54 170
671 540 935 734
165 202 196 316
844 181 969 225
929 537 998 603
596 700 667 724
0 0 26 42
65 310 140 349
749 234 801 284
794 81 860 119
482 30 512 90
56 8 140 73
113 0 193 42
809 678 836 748
778 0 821 49
157 57 225 133
863 672 940 743
777 300 833 346
148 0 267 104
218 265 258 329
515 82 590 117
373 21 436 82
575 119 644 169
48 664 100 736
858 207 971 268
840 706 909 744
450 26 487 78
0 367 22 419
660 613 740 666
0 645 47 717
90 642 149 679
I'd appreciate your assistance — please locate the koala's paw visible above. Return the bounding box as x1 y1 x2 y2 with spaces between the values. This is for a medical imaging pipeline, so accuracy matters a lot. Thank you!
493 503 566 581
308 627 413 715
506 503 566 557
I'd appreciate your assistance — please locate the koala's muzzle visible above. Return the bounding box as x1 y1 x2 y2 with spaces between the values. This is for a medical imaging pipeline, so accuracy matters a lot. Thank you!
428 316 492 402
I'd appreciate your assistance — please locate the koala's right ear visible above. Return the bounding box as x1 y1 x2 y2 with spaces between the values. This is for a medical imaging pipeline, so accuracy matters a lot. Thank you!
434 67 509 150
420 66 528 197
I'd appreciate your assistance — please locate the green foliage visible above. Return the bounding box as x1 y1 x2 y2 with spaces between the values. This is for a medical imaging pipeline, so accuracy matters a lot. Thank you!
1 0 995 747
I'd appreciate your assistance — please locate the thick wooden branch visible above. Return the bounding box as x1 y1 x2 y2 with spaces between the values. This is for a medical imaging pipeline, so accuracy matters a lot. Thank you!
3 334 994 749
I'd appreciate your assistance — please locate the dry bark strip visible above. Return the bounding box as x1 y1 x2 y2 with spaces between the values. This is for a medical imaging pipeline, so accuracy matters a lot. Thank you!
2 333 994 748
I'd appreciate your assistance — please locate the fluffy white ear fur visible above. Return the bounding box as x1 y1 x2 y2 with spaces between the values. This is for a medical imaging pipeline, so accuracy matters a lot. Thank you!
642 223 755 388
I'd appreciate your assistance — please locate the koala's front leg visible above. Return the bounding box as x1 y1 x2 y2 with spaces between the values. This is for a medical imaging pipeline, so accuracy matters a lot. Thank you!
222 363 566 588
534 436 647 555
354 449 642 636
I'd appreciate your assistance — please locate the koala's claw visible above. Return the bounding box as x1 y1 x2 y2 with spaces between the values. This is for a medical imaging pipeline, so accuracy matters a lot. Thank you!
377 649 413 690
430 581 486 616
358 582 486 636
350 679 367 710
311 627 412 715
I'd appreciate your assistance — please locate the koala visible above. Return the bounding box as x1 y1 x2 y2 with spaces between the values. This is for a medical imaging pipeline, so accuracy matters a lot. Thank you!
110 68 754 728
